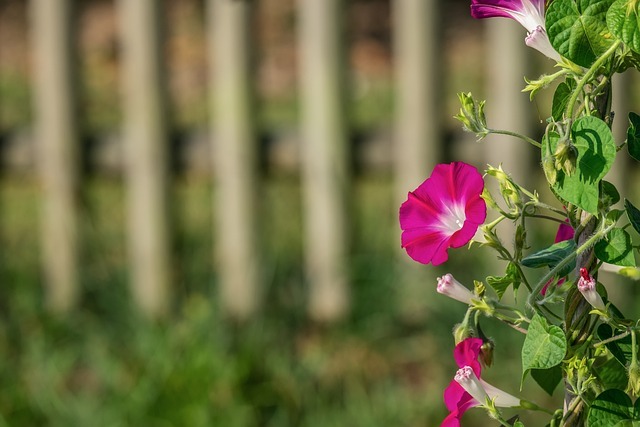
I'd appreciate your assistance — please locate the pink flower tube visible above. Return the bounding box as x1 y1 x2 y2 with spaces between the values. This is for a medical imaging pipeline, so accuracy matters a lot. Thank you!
441 338 484 427
399 162 487 265
541 221 574 295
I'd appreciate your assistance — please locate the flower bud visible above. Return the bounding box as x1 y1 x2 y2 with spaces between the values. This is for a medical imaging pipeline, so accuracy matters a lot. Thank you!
437 274 475 305
554 139 577 176
453 322 474 345
480 339 495 368
627 355 640 397
542 155 557 186
486 165 521 208
454 92 488 138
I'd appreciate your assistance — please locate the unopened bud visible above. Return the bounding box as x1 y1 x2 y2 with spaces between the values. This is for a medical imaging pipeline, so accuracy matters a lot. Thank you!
627 356 640 397
480 340 495 368
454 92 488 138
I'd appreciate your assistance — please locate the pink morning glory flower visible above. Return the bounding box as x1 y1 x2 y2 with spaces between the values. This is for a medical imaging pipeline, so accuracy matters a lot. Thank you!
541 221 575 295
578 268 606 311
441 338 521 426
399 162 487 265
441 338 484 427
470 0 562 61
437 274 475 305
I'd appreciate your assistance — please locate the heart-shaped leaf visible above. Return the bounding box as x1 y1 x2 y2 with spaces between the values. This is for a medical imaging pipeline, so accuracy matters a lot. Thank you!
546 0 616 67
545 116 617 214
522 314 567 383
607 0 640 53
587 389 634 427
627 112 640 161
626 199 640 234
595 228 637 267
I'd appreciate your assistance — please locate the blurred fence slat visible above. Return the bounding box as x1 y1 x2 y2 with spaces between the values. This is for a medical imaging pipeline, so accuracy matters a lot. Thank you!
485 20 533 185
393 0 441 200
392 0 442 316
298 0 349 321
30 0 79 312
118 0 171 318
208 0 260 319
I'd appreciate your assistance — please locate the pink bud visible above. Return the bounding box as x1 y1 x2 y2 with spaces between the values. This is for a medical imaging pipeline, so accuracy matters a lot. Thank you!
437 274 475 305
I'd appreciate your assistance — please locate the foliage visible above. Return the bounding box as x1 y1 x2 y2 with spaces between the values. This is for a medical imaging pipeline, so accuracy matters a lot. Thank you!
400 0 640 425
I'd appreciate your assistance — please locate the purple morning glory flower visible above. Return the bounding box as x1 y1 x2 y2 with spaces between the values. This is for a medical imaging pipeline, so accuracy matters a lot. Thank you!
470 0 562 61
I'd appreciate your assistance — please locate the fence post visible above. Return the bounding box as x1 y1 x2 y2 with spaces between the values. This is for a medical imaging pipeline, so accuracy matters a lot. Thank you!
392 0 441 316
207 0 260 320
298 0 349 322
30 0 79 312
485 20 533 186
117 0 171 318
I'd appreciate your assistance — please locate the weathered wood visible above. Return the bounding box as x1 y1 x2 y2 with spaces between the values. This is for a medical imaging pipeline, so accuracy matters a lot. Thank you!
298 0 349 322
393 0 441 199
392 0 441 316
208 0 260 319
485 19 534 185
117 0 171 317
30 0 79 312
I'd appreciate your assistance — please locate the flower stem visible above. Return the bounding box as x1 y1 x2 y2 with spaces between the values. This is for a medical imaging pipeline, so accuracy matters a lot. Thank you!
527 219 615 309
487 128 541 148
566 40 622 120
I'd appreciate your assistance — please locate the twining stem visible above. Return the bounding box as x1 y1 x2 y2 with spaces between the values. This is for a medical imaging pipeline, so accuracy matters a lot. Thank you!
487 128 541 148
594 329 631 347
527 219 615 309
566 40 622 120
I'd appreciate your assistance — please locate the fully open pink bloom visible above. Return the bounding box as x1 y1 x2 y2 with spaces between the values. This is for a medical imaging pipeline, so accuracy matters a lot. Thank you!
441 338 484 427
399 162 486 265
470 0 562 61
541 221 575 295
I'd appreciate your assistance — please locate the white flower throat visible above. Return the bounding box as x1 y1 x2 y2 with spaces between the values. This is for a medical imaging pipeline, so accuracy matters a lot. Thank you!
438 203 466 234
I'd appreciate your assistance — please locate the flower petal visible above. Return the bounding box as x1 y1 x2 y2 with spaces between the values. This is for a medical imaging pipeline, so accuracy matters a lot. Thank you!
555 221 574 243
471 0 546 33
454 337 484 372
399 162 486 265
442 381 480 426
400 228 451 265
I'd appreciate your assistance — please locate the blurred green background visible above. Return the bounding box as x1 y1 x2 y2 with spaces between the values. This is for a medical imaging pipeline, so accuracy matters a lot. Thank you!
3 0 639 425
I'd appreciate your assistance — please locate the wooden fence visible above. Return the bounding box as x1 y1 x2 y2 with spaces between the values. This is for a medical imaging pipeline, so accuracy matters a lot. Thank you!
9 0 634 321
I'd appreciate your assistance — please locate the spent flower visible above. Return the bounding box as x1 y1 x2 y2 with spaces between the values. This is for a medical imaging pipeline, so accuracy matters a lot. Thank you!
577 268 606 311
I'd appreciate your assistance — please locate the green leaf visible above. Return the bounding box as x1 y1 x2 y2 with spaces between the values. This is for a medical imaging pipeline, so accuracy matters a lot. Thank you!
587 389 633 427
613 421 640 427
546 0 616 68
522 240 577 278
598 324 633 366
627 112 640 162
595 228 637 267
602 180 621 207
487 262 521 300
625 199 640 234
531 365 562 396
607 0 640 53
522 314 567 383
552 79 576 121
545 116 617 214
486 275 512 300
594 355 629 390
